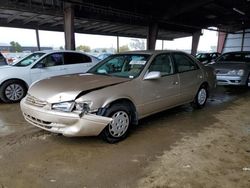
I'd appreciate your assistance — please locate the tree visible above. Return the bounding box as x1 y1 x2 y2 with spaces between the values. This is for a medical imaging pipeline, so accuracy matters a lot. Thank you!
102 48 107 53
76 45 91 52
59 46 64 50
129 39 145 50
119 45 130 52
10 41 22 52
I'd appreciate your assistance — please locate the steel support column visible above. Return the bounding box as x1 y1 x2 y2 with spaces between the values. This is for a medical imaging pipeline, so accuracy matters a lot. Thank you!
217 31 227 53
117 36 119 53
241 29 245 52
35 29 41 51
147 23 158 50
191 30 201 56
64 3 75 50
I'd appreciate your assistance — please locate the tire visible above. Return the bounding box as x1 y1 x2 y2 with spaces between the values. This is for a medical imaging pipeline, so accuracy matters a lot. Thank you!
0 80 27 103
100 104 131 143
191 85 208 109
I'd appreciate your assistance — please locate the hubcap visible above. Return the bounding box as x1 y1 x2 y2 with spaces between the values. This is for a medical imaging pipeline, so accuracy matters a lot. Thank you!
109 111 129 137
5 84 24 101
198 88 207 105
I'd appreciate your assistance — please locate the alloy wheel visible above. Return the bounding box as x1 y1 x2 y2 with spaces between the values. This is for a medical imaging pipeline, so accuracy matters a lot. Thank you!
5 84 24 101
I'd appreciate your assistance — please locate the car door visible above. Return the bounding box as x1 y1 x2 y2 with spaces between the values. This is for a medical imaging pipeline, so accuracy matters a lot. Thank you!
63 52 93 74
30 53 65 83
139 53 180 116
172 52 203 103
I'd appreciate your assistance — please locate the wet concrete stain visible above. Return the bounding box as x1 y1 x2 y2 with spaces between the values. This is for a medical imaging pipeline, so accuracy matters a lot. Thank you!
0 86 249 187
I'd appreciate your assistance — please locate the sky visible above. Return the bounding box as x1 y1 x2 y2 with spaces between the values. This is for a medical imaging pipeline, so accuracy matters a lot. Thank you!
0 27 218 52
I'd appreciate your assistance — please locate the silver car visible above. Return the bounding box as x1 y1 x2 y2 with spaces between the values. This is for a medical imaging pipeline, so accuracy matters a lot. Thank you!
208 51 250 87
21 50 216 143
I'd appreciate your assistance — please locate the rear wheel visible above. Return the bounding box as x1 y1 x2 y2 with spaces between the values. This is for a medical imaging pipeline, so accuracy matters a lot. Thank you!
191 85 208 109
100 104 131 143
0 80 27 103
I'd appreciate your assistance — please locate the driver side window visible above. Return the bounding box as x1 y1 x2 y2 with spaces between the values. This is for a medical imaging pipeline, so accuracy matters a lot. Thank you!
37 53 64 68
148 54 174 76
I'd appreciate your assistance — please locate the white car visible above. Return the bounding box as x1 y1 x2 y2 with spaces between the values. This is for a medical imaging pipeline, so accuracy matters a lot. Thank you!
0 50 99 103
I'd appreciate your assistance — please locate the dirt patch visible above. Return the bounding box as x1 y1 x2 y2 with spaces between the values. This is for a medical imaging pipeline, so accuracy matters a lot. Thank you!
138 97 250 188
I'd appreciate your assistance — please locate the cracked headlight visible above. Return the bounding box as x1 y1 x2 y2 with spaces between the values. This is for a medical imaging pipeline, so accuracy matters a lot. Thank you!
52 101 75 112
74 101 93 114
227 69 244 76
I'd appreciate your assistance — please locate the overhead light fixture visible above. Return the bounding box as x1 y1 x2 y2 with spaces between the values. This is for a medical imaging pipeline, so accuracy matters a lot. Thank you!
233 8 245 15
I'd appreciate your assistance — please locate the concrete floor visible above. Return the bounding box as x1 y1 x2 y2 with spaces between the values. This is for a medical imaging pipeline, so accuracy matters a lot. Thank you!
0 86 249 187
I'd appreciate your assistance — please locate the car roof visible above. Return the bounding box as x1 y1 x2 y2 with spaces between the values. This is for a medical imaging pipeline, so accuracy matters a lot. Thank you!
118 50 189 55
222 51 250 54
33 50 90 55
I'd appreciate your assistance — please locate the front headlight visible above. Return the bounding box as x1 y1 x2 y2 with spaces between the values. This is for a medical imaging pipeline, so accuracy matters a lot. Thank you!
237 69 244 76
227 69 244 76
52 101 75 112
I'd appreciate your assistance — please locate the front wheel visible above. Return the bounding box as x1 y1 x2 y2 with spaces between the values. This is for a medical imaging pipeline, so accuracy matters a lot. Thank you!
0 80 27 103
100 104 131 143
191 85 208 109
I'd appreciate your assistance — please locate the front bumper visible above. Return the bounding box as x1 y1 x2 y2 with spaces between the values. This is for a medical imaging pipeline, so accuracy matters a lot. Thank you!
20 99 112 137
216 75 248 86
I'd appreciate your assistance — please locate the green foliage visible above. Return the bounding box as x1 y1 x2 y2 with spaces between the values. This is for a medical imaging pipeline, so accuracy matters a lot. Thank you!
76 45 91 52
10 41 22 52
59 46 64 50
119 45 129 52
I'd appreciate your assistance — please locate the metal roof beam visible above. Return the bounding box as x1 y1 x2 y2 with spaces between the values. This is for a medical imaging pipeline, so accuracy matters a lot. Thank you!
7 12 22 23
23 14 39 24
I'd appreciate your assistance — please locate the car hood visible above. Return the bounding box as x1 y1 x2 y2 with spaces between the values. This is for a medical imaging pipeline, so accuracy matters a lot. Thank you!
0 65 15 69
209 62 248 70
28 73 130 103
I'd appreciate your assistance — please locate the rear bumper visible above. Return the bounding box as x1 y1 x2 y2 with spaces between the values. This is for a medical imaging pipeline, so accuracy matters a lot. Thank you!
20 99 112 137
216 75 248 86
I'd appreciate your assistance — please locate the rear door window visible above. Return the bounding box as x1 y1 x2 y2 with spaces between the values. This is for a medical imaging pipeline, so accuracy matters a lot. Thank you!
64 53 92 65
173 53 199 73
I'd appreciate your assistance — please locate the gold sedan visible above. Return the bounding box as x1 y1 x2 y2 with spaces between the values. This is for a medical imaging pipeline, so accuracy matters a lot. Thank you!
21 50 216 143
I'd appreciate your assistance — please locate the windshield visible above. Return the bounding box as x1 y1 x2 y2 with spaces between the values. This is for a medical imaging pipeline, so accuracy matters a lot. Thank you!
13 52 45 67
217 53 250 63
88 54 151 78
196 53 209 59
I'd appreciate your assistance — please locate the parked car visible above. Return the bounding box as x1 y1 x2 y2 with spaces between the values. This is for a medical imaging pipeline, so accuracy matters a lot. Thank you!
208 51 250 87
0 52 7 65
97 53 113 60
196 52 221 64
0 50 99 103
20 50 216 143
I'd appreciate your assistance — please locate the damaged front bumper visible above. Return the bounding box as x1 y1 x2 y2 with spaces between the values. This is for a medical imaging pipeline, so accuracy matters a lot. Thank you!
20 99 112 137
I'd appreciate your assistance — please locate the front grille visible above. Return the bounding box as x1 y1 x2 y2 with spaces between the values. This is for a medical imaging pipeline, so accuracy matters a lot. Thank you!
24 113 52 129
26 94 47 107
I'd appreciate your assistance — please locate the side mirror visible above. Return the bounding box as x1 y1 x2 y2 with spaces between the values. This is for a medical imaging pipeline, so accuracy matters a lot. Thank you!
144 71 161 80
